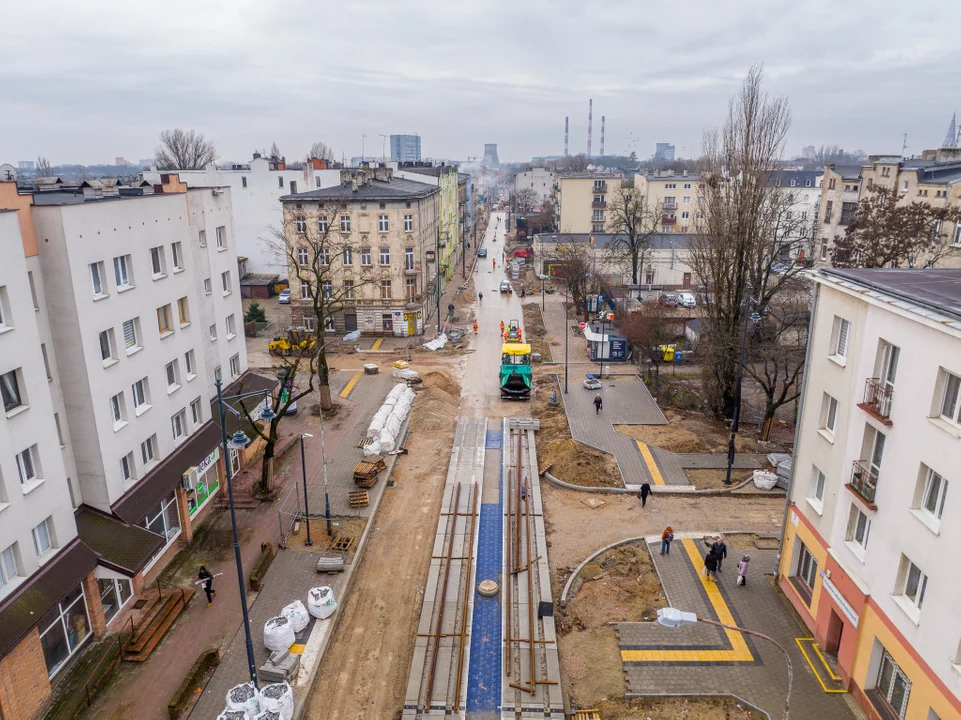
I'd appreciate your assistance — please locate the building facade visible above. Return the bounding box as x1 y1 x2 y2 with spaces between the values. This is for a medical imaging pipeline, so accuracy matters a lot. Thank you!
515 168 555 205
393 165 462 288
778 267 961 720
768 170 823 263
554 173 624 234
390 135 422 163
634 170 702 233
281 167 440 337
654 143 675 162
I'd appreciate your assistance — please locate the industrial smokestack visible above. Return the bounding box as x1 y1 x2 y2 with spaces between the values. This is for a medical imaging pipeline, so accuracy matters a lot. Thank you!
600 115 605 157
587 99 593 157
564 116 569 156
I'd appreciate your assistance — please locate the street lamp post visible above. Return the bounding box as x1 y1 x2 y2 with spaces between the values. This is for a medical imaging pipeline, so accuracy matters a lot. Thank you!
725 283 759 486
564 279 570 394
318 398 333 536
215 379 276 689
299 433 313 547
657 607 793 719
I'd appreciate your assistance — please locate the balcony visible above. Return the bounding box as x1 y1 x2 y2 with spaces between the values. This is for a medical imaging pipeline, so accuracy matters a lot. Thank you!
592 200 607 209
663 200 677 210
662 215 677 225
592 182 608 193
858 378 893 425
847 461 878 508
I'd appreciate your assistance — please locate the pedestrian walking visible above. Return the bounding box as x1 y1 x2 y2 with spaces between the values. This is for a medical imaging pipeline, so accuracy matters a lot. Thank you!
478 292 484 303
638 479 652 508
711 535 728 572
704 550 719 583
593 394 603 414
198 565 215 606
737 554 751 586
520 287 526 298
660 526 674 555
493 259 496 269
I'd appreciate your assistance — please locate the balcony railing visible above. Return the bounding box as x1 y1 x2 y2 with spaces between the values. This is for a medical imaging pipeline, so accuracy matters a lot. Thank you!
593 183 608 193
662 215 677 225
847 461 878 507
592 200 607 209
858 378 893 424
663 200 677 209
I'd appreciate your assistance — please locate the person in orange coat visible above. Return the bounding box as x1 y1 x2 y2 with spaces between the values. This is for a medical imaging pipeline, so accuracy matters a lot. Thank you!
500 321 505 336
473 320 479 334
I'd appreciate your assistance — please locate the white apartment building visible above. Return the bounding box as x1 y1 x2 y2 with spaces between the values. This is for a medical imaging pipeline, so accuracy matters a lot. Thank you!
779 267 961 720
515 168 555 205
147 155 341 275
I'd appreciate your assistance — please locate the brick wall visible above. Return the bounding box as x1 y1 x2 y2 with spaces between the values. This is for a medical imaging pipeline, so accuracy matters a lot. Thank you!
0 628 52 720
81 572 106 640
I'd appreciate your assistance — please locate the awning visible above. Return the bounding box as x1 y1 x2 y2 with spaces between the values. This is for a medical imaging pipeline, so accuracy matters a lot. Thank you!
75 505 165 576
111 421 222 525
0 538 99 659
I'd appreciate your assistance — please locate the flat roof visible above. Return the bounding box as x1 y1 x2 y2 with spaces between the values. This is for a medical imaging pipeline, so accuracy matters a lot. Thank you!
282 177 437 202
820 267 961 327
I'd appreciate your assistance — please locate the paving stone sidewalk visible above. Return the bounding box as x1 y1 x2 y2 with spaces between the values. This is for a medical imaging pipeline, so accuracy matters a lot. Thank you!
615 541 855 720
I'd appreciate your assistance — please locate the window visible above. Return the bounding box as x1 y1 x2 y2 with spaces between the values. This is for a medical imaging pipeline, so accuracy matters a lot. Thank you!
171 409 188 442
122 318 141 353
300 282 312 300
98 329 117 366
315 177 322 188
209 323 217 342
39 580 89 677
216 226 226 250
320 247 330 266
378 214 389 232
381 279 392 300
404 214 413 232
379 247 390 265
242 176 247 188
845 504 871 554
1 369 23 412
204 277 212 295
177 297 190 326
278 176 284 188
875 649 911 718
406 278 417 303
41 343 52 380
190 397 203 425
184 349 196 379
917 467 948 524
32 517 53 556
214 366 222 383
824 200 833 223
297 247 309 265
840 202 858 225
113 255 133 288
0 286 11 330
229 353 241 377
303 315 316 332
98 577 132 625
89 262 106 297
938 369 961 425
0 544 22 597
110 392 127 427
318 215 329 233
28 271 39 309
681 211 690 220
157 304 173 335
321 281 333 299
592 210 605 222
141 490 180 545
171 242 184 272
150 246 166 277
120 452 135 483
340 215 351 232
221 271 231 295
198 229 207 247
344 279 354 300
343 247 353 265
807 466 826 512
820 394 838 437
405 247 414 270
901 180 909 192
226 314 236 338
17 445 39 486
683 196 691 204
361 247 372 266
54 413 64 446
165 360 181 391
830 316 850 361
141 434 157 467
132 378 150 412
796 542 818 593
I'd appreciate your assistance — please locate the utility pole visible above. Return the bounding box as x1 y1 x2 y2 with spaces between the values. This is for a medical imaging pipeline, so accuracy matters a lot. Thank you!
564 280 570 393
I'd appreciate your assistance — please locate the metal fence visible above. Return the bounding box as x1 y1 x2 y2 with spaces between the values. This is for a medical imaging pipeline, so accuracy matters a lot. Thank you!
277 482 302 548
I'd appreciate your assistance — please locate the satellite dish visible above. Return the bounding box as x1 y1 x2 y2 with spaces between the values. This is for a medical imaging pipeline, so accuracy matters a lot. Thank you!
0 164 17 182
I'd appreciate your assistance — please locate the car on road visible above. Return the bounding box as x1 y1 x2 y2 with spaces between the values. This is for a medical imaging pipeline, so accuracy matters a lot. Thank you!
478 247 488 258
677 292 696 309
278 288 291 304
583 375 602 390
658 293 678 307
499 280 512 294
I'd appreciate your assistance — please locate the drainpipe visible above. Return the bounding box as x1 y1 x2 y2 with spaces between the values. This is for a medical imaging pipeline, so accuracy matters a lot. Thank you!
777 280 820 571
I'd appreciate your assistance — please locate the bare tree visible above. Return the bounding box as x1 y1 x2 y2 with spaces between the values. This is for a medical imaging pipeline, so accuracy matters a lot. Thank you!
269 201 379 410
604 178 661 285
270 141 281 158
619 300 677 388
309 141 335 162
515 187 538 214
556 153 590 173
155 129 217 170
530 200 555 233
802 145 866 169
831 185 961 269
543 238 594 321
691 65 805 418
36 156 53 176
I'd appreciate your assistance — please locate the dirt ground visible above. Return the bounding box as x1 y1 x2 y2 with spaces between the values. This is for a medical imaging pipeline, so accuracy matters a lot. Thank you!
685 468 755 490
304 371 460 720
615 408 774 454
594 696 764 720
522 301 553 361
533 376 621 487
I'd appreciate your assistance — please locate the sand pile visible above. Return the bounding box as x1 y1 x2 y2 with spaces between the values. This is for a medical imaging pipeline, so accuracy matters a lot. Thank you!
409 372 460 432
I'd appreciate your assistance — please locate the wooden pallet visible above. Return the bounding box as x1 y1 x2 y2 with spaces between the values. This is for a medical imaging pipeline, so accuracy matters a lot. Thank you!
348 491 369 507
573 711 601 720
333 536 354 552
358 437 373 449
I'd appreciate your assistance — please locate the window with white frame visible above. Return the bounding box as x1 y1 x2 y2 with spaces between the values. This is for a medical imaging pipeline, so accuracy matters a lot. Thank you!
378 214 389 232
110 392 127 428
0 285 11 329
131 378 150 412
300 282 312 300
150 246 166 277
209 323 217 342
340 215 351 232
845 504 871 554
342 247 353 265
820 393 839 437
165 360 181 391
113 255 133 289
98 577 132 625
171 409 188 442
1 369 23 413
184 349 196 379
120 452 135 484
381 279 392 300
295 218 306 234
198 229 207 247
122 318 142 353
404 214 413 232
830 316 850 362
38 580 89 677
204 277 212 295
321 281 332 299
913 466 948 529
405 247 414 270
0 544 22 598
318 215 329 233
344 279 354 300
140 434 157 467
226 314 236 338
32 516 54 556
221 271 231 295
230 353 241 377
303 315 316 332
171 242 184 271
89 261 106 297
99 329 117 365
379 247 390 265
874 649 911 718
141 490 180 547
190 397 203 425
896 554 928 614
17 445 40 487
795 541 818 593
297 247 309 265
937 369 961 426
157 304 173 335
808 466 826 511
216 226 226 250
361 247 371 266
177 297 190 326
320 247 330 266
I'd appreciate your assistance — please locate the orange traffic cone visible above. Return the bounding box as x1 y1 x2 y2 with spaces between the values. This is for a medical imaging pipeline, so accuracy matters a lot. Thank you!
473 320 479 334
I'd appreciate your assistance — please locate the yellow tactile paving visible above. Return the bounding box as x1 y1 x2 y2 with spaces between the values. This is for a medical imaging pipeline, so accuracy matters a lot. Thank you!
620 539 754 663
636 441 666 486
796 638 846 693
371 338 383 350
288 643 306 655
339 369 364 399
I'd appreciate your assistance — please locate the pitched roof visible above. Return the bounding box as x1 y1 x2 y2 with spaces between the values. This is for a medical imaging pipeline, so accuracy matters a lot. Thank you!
75 505 164 576
281 177 437 202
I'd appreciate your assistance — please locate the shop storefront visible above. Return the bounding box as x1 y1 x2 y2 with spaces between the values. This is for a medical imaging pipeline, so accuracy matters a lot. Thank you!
185 447 221 516
141 490 181 571
39 581 91 678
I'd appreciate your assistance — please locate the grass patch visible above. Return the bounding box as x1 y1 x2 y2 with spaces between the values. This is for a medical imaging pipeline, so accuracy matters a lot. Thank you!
685 468 754 490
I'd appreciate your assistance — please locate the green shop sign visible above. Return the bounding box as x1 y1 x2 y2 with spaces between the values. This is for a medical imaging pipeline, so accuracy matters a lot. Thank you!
185 447 220 516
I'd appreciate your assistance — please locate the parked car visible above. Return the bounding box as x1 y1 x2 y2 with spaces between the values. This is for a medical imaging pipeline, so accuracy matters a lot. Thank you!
658 293 678 307
478 247 488 258
278 288 291 304
583 375 602 390
500 280 512 294
677 292 696 309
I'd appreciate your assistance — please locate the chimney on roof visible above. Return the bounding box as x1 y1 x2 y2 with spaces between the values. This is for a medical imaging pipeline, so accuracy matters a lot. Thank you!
253 152 261 160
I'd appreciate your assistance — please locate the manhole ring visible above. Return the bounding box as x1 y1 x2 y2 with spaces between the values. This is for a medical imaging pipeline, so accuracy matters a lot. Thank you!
478 579 499 597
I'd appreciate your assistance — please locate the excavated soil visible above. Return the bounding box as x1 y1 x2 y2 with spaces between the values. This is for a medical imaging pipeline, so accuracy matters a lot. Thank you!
522 302 552 361
595 696 764 719
686 468 754 490
615 408 766 454
408 372 461 433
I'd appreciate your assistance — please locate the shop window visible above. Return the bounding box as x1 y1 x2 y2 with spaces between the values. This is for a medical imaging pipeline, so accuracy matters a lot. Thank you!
39 581 90 677
141 491 181 567
98 578 132 624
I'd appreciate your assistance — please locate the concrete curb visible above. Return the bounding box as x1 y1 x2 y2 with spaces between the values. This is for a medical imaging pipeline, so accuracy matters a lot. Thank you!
291 418 410 720
541 469 774 496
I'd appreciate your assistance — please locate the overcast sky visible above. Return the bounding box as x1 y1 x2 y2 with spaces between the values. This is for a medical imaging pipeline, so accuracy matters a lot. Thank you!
1 0 958 166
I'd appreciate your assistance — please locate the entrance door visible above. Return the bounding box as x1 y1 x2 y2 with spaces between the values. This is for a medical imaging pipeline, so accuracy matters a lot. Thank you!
825 610 843 655
406 313 415 336
683 272 692 288
382 314 393 333
344 314 357 332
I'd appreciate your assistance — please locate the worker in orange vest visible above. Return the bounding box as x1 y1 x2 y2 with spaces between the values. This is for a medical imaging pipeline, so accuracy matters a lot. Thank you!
493 258 496 270
473 320 479 334
500 321 505 336
517 327 523 342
